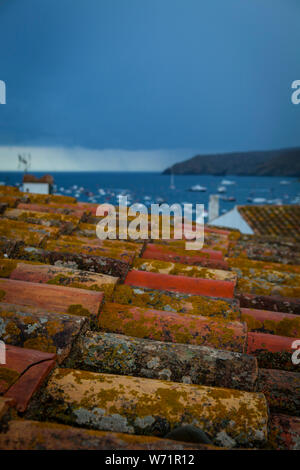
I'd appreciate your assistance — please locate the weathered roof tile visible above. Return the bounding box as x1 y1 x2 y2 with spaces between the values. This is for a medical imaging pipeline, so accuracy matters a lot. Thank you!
2 260 118 299
238 205 300 241
68 331 257 391
247 332 299 371
0 420 220 450
0 303 89 362
112 284 240 320
0 278 104 321
133 258 236 282
256 368 300 416
241 307 300 338
99 302 247 352
125 270 235 298
269 413 300 450
237 292 300 315
37 368 268 448
0 219 59 247
0 344 56 412
0 186 299 448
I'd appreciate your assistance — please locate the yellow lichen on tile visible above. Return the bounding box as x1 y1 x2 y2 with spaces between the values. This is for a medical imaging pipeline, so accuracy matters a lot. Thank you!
133 258 236 282
113 284 239 320
43 368 268 447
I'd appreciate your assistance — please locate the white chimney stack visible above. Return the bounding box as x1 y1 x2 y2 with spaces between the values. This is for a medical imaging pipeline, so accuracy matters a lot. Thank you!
208 194 219 222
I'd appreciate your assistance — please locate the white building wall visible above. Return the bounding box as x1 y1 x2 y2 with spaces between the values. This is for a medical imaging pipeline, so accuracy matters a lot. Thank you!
22 183 50 195
207 206 254 234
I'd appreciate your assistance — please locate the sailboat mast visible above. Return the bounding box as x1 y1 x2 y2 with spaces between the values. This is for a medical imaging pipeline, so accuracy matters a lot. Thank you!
170 168 175 189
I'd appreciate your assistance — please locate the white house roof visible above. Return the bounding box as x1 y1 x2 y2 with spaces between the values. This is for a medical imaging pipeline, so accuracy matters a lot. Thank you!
207 206 254 234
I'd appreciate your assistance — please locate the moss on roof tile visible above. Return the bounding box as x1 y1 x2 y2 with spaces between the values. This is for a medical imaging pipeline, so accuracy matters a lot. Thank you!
112 284 239 320
238 205 300 240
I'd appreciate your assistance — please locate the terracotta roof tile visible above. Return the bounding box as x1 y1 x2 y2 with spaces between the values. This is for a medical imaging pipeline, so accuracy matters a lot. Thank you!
133 258 236 282
5 244 131 279
238 205 300 240
237 292 300 315
0 278 104 321
247 331 295 354
229 233 300 264
17 202 84 217
0 195 20 208
112 284 240 320
0 302 88 363
4 208 79 231
247 332 298 371
0 420 220 450
125 270 235 298
68 331 257 391
241 307 300 338
257 368 300 417
99 302 246 352
0 218 59 247
21 192 77 205
45 235 139 263
0 189 300 449
143 243 228 269
0 186 20 196
22 173 54 185
269 414 300 450
39 368 268 448
145 242 224 260
5 358 55 412
0 344 56 412
2 260 118 298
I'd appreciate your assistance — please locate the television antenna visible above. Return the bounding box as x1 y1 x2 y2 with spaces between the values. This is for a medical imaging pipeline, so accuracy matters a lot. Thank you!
18 153 31 173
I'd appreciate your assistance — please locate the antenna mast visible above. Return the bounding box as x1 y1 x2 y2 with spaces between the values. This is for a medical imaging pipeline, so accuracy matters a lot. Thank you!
18 153 31 173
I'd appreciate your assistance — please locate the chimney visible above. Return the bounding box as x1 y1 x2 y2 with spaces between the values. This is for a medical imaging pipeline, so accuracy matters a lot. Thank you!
208 194 219 222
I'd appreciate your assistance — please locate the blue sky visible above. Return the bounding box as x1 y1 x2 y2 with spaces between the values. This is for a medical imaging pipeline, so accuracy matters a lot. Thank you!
0 0 299 170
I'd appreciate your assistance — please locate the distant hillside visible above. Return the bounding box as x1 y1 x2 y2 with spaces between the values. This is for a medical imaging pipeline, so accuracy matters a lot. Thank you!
163 148 300 176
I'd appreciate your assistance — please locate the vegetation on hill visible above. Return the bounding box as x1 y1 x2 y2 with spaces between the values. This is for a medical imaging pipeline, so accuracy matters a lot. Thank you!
163 147 300 176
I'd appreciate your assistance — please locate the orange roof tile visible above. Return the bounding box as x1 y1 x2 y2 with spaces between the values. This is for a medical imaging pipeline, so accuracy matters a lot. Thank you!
238 205 300 240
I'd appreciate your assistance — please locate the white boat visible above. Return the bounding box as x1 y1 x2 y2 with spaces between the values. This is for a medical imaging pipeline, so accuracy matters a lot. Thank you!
217 186 226 193
253 198 267 203
221 179 236 185
188 185 207 192
279 180 291 185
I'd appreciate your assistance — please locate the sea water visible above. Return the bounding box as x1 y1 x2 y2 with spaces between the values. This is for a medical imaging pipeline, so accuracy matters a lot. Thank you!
1 171 299 219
